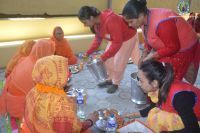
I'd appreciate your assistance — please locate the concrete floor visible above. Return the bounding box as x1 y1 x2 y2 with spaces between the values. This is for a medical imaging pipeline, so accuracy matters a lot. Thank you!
69 63 200 132
0 63 200 132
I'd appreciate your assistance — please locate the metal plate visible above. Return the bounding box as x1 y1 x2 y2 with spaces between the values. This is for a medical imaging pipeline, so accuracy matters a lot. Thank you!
69 64 80 74
95 119 107 131
94 108 124 131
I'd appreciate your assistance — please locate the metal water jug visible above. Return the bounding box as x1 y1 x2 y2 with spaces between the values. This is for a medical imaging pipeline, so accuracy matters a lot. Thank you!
131 72 148 104
86 58 108 83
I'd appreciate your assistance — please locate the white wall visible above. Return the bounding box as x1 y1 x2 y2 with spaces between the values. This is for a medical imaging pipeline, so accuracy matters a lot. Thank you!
112 0 200 14
0 0 108 15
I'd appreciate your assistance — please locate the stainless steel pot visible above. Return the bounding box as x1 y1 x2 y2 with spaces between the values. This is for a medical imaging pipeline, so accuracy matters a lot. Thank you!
131 72 148 104
86 58 108 83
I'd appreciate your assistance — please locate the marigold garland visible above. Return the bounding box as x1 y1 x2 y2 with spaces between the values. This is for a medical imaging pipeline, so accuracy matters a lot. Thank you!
36 84 65 95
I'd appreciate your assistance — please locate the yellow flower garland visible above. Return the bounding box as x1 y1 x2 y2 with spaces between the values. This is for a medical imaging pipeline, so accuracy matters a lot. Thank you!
36 84 65 95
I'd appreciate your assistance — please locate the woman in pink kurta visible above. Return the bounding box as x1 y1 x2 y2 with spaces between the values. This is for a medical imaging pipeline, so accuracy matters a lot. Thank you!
122 0 200 84
78 6 139 93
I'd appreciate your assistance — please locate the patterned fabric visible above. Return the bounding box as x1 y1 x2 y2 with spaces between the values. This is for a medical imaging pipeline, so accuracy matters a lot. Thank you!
25 55 82 133
5 40 35 78
147 90 158 103
32 55 68 88
147 85 200 132
51 26 77 65
147 107 184 132
147 107 200 133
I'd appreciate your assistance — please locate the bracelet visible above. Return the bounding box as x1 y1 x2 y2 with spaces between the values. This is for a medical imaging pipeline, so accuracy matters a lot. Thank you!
86 119 93 127
132 113 136 118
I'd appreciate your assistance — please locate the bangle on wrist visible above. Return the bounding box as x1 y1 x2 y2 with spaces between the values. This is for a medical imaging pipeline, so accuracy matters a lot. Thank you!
86 119 93 127
131 113 135 117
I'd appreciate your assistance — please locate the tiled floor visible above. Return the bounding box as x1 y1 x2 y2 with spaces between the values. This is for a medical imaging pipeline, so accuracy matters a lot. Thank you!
0 63 200 132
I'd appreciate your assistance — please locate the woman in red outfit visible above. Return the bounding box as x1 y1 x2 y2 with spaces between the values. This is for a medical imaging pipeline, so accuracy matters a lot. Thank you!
122 0 200 84
78 6 139 93
123 59 200 132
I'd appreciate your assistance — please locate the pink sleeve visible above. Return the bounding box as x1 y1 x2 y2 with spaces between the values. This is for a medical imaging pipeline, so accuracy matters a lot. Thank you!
156 19 180 57
101 19 123 61
86 34 102 55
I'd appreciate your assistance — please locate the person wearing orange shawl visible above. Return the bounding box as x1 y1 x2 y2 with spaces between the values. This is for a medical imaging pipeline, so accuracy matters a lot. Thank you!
51 26 78 65
21 55 95 133
1 39 55 133
5 40 35 78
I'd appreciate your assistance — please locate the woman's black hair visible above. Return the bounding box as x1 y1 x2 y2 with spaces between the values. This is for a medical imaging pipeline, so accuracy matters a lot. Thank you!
63 84 70 93
90 26 96 34
196 13 200 21
78 6 100 20
122 0 148 19
139 59 174 104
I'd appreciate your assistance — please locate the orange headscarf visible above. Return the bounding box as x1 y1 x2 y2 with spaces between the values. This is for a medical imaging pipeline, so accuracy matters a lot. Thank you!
32 55 68 88
3 39 55 118
8 39 55 94
51 26 78 65
5 40 35 78
25 55 82 133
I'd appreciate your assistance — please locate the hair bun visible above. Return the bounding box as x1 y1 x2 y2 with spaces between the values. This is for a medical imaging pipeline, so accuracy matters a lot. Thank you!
137 0 147 6
90 6 100 15
129 0 147 7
